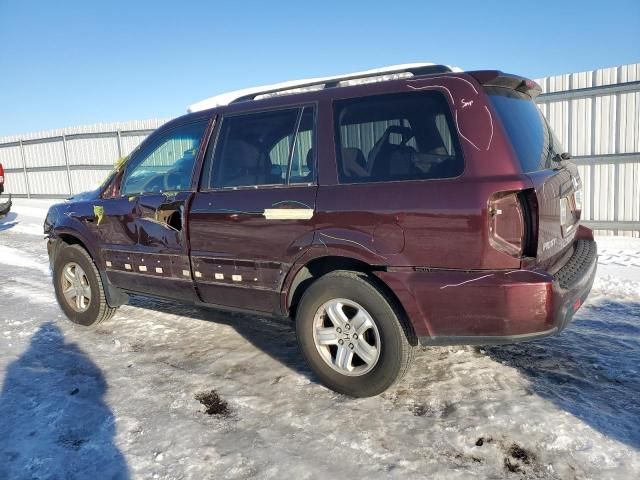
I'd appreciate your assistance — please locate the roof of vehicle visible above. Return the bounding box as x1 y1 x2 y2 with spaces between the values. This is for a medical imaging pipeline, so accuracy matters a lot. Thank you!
187 63 463 113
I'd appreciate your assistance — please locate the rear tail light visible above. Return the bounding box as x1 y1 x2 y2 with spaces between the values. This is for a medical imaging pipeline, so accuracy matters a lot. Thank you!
488 190 537 258
560 197 572 226
571 178 583 218
573 189 583 212
0 163 4 184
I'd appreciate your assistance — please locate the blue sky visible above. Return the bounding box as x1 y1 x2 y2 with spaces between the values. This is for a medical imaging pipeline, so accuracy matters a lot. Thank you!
1 0 638 136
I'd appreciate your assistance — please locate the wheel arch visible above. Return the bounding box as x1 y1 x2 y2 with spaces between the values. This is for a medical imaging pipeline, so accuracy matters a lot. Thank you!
52 231 128 308
284 255 417 344
57 232 91 255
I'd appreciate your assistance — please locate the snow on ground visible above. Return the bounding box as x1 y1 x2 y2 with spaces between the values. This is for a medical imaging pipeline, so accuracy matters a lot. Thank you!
0 199 639 479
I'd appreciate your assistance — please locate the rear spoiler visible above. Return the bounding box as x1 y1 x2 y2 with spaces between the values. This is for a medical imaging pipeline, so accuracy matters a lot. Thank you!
467 70 542 98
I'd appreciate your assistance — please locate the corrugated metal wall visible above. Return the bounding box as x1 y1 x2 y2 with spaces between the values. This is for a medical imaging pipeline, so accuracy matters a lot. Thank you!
1 63 639 234
0 119 169 197
535 63 640 236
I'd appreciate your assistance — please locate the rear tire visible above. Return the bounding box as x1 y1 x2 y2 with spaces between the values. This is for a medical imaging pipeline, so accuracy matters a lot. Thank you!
53 244 117 326
296 270 414 397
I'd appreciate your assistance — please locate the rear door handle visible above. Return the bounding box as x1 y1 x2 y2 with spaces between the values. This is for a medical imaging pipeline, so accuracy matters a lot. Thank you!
263 207 314 220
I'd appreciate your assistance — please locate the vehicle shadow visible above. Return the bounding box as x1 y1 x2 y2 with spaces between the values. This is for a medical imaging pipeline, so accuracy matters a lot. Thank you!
0 322 130 480
0 211 18 231
129 295 315 380
483 299 640 449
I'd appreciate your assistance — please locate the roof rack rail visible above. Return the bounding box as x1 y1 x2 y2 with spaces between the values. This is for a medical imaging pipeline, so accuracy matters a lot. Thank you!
187 63 460 112
231 64 453 104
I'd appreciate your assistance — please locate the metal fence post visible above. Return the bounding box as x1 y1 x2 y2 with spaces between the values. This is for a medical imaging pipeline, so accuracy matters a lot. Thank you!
61 134 73 195
589 68 598 222
566 74 573 155
613 66 622 236
116 129 123 158
18 139 31 199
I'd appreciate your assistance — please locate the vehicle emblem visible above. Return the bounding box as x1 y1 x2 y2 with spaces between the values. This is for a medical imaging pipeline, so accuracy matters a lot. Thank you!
543 238 557 252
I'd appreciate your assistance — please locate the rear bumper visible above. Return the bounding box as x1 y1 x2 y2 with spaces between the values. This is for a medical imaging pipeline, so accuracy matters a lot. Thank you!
375 234 597 346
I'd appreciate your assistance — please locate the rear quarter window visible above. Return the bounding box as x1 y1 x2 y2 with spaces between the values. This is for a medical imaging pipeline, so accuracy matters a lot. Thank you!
334 91 463 183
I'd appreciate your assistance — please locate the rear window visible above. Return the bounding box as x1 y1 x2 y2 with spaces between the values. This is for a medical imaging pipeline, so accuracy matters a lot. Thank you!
487 87 563 173
334 91 463 183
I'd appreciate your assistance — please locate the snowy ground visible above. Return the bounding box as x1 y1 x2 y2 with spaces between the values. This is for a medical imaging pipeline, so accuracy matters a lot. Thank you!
1 199 639 480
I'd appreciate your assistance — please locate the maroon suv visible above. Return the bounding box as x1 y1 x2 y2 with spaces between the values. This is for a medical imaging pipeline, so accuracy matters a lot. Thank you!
45 64 597 397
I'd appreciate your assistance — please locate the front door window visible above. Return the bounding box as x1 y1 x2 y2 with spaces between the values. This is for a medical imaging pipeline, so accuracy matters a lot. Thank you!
121 121 208 195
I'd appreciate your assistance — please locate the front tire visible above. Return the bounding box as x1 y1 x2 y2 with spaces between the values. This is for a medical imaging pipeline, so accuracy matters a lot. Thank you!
53 244 117 326
296 271 415 397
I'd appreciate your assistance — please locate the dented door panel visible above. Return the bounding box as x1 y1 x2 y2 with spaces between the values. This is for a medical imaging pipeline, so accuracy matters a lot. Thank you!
137 194 186 250
83 196 138 248
100 192 199 301
135 191 197 300
98 114 212 300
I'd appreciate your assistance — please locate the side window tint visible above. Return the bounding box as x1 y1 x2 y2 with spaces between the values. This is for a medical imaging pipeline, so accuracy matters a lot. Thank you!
121 121 207 195
335 92 463 183
209 106 314 188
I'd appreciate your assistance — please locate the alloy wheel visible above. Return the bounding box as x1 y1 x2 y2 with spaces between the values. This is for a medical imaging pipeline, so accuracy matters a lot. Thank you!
61 262 92 312
312 298 381 376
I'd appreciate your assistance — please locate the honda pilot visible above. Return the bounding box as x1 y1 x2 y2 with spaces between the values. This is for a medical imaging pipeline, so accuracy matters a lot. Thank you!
44 64 597 397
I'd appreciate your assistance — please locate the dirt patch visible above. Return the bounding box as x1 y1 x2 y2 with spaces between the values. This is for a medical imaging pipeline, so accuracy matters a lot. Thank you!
507 443 534 464
195 390 230 416
502 442 537 474
413 404 430 416
475 436 493 447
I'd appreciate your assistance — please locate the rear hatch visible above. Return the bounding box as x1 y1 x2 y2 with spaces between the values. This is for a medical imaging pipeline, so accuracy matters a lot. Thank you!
486 85 582 267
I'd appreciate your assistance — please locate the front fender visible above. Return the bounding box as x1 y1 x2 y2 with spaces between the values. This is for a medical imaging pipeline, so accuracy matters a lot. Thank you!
47 203 102 264
45 202 129 308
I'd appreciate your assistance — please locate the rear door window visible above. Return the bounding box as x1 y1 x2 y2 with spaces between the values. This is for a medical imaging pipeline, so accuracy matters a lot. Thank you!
486 87 563 173
206 106 315 189
334 92 463 183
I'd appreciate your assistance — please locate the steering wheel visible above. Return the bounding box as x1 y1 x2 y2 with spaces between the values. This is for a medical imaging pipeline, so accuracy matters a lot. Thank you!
138 171 183 193
163 171 183 192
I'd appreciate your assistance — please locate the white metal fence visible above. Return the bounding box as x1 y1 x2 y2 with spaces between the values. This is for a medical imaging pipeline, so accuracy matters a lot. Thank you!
0 119 169 198
1 63 639 234
535 63 640 235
